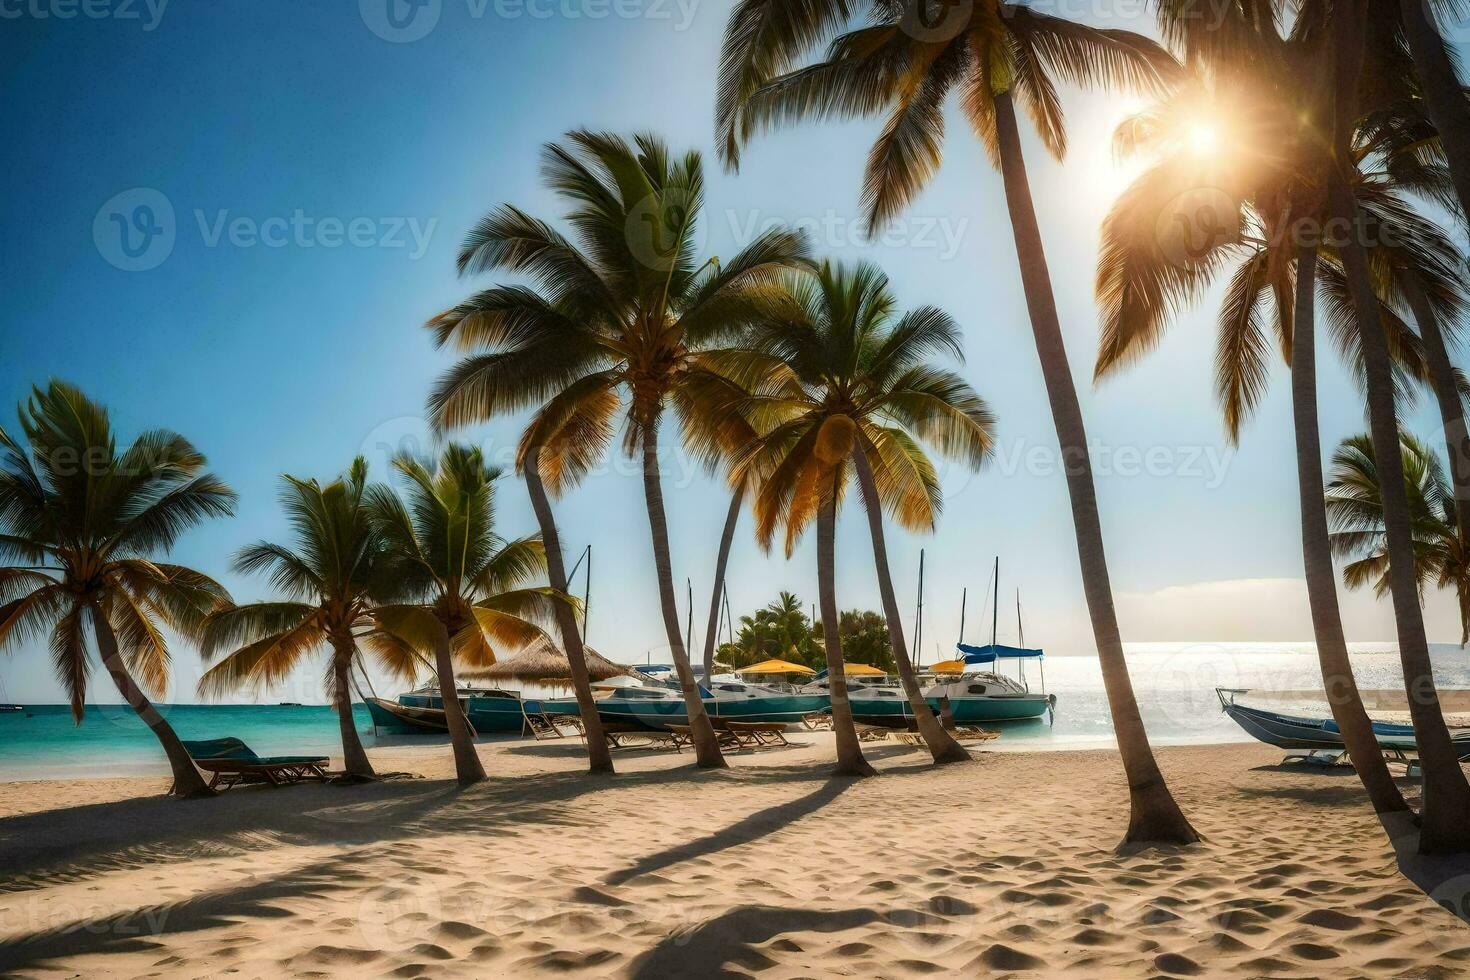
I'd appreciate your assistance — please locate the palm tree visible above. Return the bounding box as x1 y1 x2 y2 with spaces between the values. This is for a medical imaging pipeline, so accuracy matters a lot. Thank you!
521 446 614 774
1327 432 1470 644
1387 0 1470 225
0 382 235 798
1092 31 1416 817
367 445 564 785
676 369 766 684
200 459 416 781
1329 0 1470 853
734 261 996 770
425 130 809 769
717 0 1199 841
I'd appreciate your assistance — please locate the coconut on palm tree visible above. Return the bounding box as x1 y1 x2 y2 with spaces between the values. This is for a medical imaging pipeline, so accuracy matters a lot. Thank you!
425 130 810 770
1327 431 1470 644
200 459 417 782
732 261 996 770
367 444 564 785
717 0 1197 840
0 382 235 798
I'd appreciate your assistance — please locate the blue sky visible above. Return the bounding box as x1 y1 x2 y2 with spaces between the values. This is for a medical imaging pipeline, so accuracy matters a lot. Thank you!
1 1 1461 703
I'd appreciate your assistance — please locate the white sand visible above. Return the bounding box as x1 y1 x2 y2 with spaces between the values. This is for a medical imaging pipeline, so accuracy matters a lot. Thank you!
1 736 1468 977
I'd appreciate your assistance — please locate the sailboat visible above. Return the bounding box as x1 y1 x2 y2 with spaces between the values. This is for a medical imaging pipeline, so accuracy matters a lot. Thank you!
943 558 1055 721
0 676 22 712
847 557 1055 726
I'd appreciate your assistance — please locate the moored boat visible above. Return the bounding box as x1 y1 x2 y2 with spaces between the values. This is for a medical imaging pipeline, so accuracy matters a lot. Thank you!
365 685 540 735
1217 688 1470 757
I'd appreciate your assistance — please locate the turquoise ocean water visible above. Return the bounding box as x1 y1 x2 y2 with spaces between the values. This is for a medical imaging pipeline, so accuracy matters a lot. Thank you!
2 644 1468 781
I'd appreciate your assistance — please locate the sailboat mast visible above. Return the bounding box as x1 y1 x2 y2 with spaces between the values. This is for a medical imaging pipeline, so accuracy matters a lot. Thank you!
958 588 967 645
989 556 999 648
913 549 925 670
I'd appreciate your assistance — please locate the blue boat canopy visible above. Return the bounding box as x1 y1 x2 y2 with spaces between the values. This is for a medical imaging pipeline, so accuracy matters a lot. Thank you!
957 643 1045 664
634 664 674 674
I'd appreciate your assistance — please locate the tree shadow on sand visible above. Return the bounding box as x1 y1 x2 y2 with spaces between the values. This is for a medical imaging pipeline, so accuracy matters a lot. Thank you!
625 904 882 979
0 850 369 973
1378 810 1470 928
602 777 851 887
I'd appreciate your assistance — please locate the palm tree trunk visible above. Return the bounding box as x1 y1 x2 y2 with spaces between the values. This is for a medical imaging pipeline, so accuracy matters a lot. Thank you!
91 605 213 798
1399 0 1470 225
1401 270 1470 541
1330 177 1470 853
433 614 486 785
639 424 727 769
852 444 969 764
993 91 1198 844
818 475 877 777
1291 244 1410 815
330 636 376 779
523 448 614 774
703 486 744 683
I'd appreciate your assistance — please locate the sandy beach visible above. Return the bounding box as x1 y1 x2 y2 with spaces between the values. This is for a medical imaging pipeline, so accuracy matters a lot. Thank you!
1 738 1468 978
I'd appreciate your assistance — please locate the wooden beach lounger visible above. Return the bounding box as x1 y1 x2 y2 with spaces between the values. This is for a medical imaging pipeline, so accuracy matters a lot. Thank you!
855 724 890 743
180 738 330 790
723 721 791 748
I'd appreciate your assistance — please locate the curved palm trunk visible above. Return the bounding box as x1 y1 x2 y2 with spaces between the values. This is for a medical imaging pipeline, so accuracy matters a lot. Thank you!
1291 244 1410 815
994 91 1198 844
1330 178 1470 853
1401 270 1470 543
1399 0 1470 225
524 449 614 774
92 606 213 798
433 615 486 785
703 486 744 683
852 445 970 764
818 480 876 777
330 636 376 779
639 425 727 769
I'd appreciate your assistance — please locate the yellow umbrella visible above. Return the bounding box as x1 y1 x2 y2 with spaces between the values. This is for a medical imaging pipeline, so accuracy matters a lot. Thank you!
927 659 967 674
734 658 817 676
841 662 888 676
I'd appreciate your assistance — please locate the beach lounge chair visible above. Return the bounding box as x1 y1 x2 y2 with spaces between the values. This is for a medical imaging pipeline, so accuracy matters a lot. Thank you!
724 721 790 748
180 738 330 790
855 724 890 743
801 712 833 731
667 724 741 750
523 707 583 740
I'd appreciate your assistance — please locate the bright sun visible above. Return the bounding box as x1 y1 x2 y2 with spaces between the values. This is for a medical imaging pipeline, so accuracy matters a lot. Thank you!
1187 123 1221 155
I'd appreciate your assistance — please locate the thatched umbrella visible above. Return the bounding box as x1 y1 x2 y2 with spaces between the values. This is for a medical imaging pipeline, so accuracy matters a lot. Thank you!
460 635 637 684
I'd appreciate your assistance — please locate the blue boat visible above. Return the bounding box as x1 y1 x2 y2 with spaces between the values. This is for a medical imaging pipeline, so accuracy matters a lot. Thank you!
365 686 545 735
1217 688 1470 758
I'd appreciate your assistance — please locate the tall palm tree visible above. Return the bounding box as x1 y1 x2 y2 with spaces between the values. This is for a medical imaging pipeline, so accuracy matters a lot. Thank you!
1327 432 1470 643
718 0 1199 840
425 130 810 769
200 459 416 781
0 382 234 798
1387 0 1470 225
733 261 996 769
520 446 613 774
1092 33 1418 816
1329 0 1470 853
367 445 564 785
